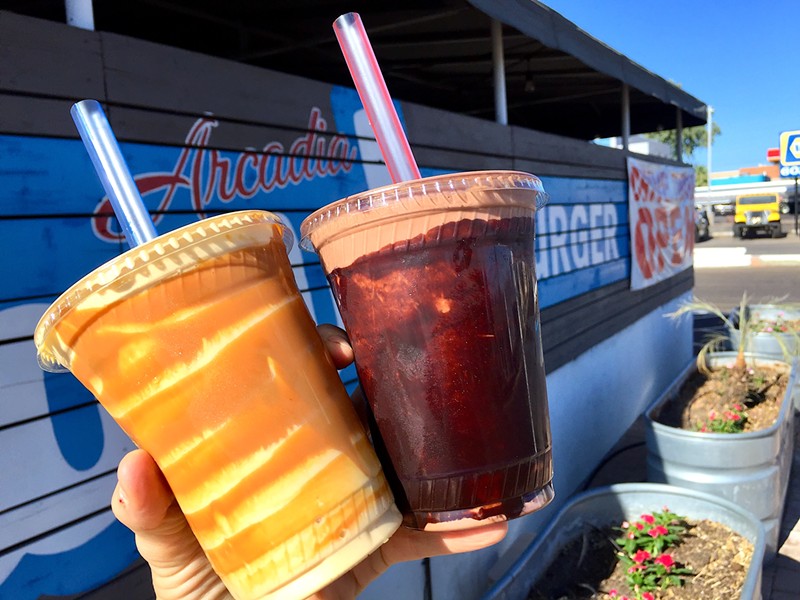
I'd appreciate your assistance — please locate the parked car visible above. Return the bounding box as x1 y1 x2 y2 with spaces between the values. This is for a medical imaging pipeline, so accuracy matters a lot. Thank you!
695 205 711 242
712 201 734 216
733 193 783 238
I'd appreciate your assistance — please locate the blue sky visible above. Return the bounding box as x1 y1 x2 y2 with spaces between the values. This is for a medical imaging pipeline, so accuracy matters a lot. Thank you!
540 0 796 173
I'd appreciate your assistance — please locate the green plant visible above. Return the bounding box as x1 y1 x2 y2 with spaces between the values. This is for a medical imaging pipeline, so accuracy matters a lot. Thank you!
610 509 693 600
696 403 747 433
750 311 800 334
616 509 688 556
668 293 799 372
747 307 800 360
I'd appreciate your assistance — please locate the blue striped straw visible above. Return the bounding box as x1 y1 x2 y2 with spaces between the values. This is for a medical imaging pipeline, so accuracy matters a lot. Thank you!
70 99 157 247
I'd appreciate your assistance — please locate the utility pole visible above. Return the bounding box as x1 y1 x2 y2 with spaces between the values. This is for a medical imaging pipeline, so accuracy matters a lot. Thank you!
795 176 799 236
706 105 713 186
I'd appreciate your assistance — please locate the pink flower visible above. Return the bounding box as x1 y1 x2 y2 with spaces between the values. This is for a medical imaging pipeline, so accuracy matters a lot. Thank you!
642 593 655 600
641 514 655 525
708 410 717 420
608 590 618 598
634 522 644 530
655 553 675 570
627 564 644 574
621 521 630 529
648 525 669 538
627 531 636 539
733 403 743 411
633 549 651 563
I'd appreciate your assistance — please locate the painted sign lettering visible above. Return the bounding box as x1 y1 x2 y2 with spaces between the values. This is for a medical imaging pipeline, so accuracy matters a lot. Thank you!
92 108 358 242
627 157 695 290
535 204 622 278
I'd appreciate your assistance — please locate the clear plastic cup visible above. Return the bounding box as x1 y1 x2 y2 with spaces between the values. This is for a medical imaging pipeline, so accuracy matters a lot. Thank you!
35 210 401 600
300 171 554 531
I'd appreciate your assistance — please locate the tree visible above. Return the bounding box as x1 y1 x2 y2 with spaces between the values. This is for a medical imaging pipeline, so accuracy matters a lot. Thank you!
694 164 708 186
645 123 721 163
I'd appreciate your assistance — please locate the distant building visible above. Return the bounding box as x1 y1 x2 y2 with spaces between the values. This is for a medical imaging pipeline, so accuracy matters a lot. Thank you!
603 134 674 159
710 164 779 186
697 148 796 215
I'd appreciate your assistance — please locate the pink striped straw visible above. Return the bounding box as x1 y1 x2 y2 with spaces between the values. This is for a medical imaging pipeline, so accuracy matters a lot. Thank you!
333 12 421 183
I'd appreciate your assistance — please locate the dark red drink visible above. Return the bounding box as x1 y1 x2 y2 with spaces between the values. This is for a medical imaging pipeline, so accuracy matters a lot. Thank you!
301 171 553 530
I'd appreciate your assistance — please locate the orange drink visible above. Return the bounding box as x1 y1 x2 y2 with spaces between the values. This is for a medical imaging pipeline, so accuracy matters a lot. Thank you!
34 210 401 600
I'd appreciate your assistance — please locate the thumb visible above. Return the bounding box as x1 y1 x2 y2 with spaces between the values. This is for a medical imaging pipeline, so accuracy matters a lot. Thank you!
112 450 230 599
112 450 204 567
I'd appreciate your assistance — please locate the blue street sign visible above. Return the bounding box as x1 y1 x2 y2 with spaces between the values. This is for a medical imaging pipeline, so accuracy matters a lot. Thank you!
779 130 800 166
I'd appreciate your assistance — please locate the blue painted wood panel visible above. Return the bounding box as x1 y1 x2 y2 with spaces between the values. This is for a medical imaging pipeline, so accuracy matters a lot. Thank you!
1 82 633 600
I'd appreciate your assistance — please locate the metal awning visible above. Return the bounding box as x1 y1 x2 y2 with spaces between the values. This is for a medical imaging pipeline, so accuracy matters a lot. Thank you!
469 0 707 138
9 0 706 140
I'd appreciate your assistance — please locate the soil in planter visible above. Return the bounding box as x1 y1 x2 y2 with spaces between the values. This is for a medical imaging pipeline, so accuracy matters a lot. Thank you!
528 519 753 599
654 363 789 432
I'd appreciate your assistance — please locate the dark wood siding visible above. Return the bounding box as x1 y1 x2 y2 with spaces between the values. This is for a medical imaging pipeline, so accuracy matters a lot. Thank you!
0 11 693 599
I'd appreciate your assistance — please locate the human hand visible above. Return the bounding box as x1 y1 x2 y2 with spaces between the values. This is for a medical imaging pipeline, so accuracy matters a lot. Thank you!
112 324 507 600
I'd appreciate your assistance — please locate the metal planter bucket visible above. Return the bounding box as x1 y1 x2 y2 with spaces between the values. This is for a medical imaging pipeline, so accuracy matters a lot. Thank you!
728 305 800 410
728 304 800 359
644 352 797 558
481 483 766 600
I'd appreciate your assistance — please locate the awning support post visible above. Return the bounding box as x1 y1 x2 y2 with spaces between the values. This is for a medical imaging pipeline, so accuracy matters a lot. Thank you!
65 0 95 30
621 84 630 150
491 19 508 126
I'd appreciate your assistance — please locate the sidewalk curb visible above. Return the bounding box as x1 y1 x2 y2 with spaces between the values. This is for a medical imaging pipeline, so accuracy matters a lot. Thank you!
694 247 800 269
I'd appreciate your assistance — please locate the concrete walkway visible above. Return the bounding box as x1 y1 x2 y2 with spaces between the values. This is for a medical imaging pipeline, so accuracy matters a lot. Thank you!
761 412 800 600
694 246 800 269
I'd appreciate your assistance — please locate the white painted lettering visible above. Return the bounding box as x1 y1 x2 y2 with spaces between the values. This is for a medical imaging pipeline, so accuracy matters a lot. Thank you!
589 204 605 265
534 209 550 279
604 204 620 260
548 206 570 276
569 206 590 268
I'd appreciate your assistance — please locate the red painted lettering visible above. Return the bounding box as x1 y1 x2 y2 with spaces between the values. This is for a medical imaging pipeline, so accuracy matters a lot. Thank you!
93 109 358 242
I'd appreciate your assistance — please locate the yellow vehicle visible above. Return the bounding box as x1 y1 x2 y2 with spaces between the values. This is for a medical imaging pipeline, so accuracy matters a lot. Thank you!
733 193 783 238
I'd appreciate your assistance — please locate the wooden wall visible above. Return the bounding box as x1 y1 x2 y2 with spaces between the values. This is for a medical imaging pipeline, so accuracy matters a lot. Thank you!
0 10 691 599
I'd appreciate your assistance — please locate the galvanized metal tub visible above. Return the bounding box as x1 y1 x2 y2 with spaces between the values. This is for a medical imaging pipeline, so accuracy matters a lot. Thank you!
480 483 766 600
728 305 800 409
730 327 799 361
644 352 797 558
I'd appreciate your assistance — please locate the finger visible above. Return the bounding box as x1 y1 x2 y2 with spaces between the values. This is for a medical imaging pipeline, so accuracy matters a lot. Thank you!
383 522 509 562
344 522 508 594
317 324 354 369
112 449 175 531
111 450 201 564
112 450 228 599
349 385 370 430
